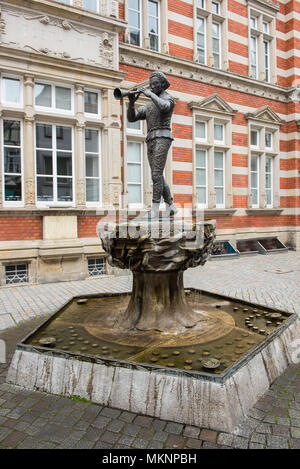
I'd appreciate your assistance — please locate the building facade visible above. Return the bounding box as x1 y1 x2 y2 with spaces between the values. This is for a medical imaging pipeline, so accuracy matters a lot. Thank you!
0 0 299 285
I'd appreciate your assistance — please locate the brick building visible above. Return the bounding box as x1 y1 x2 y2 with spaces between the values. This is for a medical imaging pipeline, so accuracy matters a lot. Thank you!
0 0 299 285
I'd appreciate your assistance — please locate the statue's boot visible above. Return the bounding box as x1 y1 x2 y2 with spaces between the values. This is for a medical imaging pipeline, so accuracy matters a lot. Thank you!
164 202 178 217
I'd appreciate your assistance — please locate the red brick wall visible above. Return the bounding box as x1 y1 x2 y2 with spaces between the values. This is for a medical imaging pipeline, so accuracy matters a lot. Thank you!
0 217 42 241
77 216 101 238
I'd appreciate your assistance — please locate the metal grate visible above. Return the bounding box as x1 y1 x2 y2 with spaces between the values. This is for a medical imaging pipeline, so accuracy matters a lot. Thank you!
5 264 28 284
88 258 106 277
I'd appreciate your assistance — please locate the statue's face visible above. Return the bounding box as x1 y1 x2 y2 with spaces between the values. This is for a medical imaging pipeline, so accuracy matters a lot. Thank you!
150 76 163 95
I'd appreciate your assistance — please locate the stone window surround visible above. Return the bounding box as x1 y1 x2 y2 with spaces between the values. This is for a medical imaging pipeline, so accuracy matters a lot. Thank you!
1 117 24 208
124 0 169 55
193 0 229 70
1 73 24 109
193 111 232 209
34 121 76 208
34 80 75 115
85 127 102 207
248 122 280 209
0 259 35 287
121 93 172 210
247 2 277 84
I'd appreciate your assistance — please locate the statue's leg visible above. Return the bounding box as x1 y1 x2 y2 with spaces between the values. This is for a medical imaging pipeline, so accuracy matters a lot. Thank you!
151 138 170 203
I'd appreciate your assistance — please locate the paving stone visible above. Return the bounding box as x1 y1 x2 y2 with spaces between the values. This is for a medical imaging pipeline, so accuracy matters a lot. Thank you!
58 438 77 449
255 423 272 434
291 427 300 439
232 436 249 449
5 407 27 420
118 434 135 446
151 419 166 431
100 431 120 444
272 407 289 418
73 439 95 449
132 438 149 449
138 427 155 440
123 423 140 437
276 417 291 427
185 438 203 449
0 427 12 442
233 423 253 438
289 409 300 419
69 429 86 441
247 408 266 421
106 419 124 433
165 422 184 435
119 411 136 423
147 441 164 449
134 415 153 427
183 425 201 438
266 435 289 449
217 433 233 446
91 415 111 430
272 425 290 437
289 439 300 449
0 430 26 447
165 434 185 449
73 420 91 431
250 432 266 444
94 441 113 449
200 429 217 442
291 419 300 428
153 430 168 442
100 407 122 419
249 442 265 449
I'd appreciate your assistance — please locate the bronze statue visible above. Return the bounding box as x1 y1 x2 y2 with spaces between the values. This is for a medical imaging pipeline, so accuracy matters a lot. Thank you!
118 71 177 218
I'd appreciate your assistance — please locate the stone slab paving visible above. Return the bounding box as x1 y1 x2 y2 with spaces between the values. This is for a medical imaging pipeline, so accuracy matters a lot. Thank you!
0 252 299 449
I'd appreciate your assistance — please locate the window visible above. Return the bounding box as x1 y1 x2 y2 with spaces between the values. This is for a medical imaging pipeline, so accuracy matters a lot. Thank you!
85 129 101 204
35 82 73 113
5 264 28 285
84 90 101 116
127 141 143 205
263 40 270 83
197 17 206 65
195 1 225 69
251 155 259 207
88 258 106 276
251 129 259 147
250 36 258 79
35 123 73 205
57 0 71 4
265 131 272 149
214 123 224 142
196 150 207 206
2 76 22 106
197 0 205 8
127 111 142 132
128 0 141 46
148 0 160 51
2 120 23 205
214 151 225 207
82 0 98 12
248 8 275 83
195 121 206 140
265 156 272 207
212 1 220 15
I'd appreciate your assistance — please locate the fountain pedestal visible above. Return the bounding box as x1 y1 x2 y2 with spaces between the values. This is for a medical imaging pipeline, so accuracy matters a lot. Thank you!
98 218 216 333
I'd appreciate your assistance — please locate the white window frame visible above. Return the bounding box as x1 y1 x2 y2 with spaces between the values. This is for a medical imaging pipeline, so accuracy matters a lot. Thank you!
82 0 99 13
250 35 258 80
84 88 101 118
263 39 270 83
126 109 143 134
127 140 143 208
197 16 206 65
265 130 273 150
85 128 102 207
265 156 273 208
214 150 225 208
1 74 23 108
34 80 74 115
195 149 207 208
128 0 142 47
250 154 259 208
35 122 75 207
214 123 224 143
250 15 258 29
212 21 221 69
148 0 160 52
197 0 205 9
212 0 220 15
250 128 259 148
2 118 24 208
195 120 207 141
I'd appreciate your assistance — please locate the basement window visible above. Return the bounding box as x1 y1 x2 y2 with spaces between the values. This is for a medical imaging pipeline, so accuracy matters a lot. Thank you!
88 258 106 276
5 264 28 284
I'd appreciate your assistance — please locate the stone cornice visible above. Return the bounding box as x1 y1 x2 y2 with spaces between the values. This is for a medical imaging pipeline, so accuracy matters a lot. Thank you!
246 0 280 14
245 208 284 216
245 105 283 125
119 44 289 103
3 0 126 34
0 45 126 84
189 94 237 116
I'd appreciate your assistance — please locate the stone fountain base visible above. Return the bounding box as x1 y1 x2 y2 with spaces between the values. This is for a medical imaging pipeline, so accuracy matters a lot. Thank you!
6 290 300 433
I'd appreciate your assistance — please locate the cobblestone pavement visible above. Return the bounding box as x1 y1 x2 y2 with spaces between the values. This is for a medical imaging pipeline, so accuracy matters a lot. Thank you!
0 251 299 449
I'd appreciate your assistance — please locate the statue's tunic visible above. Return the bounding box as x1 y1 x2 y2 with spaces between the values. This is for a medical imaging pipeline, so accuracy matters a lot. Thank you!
135 94 175 142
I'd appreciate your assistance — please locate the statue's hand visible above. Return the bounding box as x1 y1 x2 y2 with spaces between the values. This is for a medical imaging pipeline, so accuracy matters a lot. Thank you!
128 91 140 104
139 87 152 98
